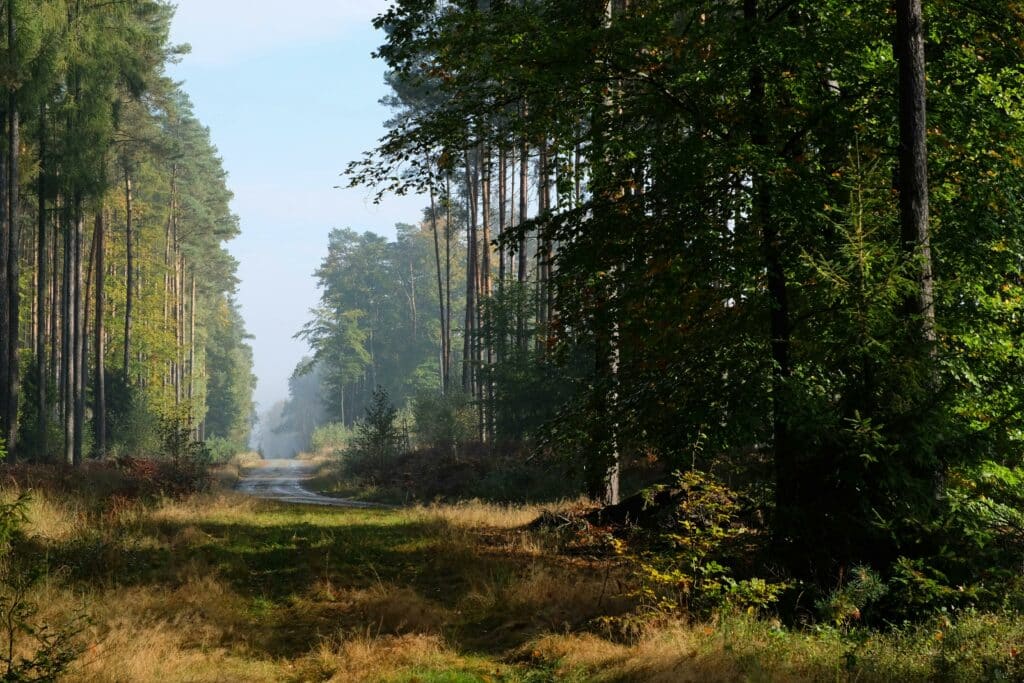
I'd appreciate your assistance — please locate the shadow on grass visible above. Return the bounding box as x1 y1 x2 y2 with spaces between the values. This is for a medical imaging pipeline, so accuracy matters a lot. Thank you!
18 502 626 661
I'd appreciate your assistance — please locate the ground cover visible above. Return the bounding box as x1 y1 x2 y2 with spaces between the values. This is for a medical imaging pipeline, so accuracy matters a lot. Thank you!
2 463 1022 682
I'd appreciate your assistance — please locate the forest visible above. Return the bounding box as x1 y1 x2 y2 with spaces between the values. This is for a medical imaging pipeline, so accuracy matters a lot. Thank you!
0 0 256 467
4 0 1024 680
291 0 1024 592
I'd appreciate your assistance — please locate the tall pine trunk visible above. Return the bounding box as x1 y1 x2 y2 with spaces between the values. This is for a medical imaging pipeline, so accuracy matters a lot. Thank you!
72 201 85 467
35 102 48 461
94 209 106 458
429 184 448 393
2 1 20 457
122 170 133 381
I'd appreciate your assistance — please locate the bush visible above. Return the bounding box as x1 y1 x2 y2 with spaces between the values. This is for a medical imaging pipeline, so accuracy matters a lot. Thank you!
205 436 246 464
311 422 352 456
412 391 475 457
627 471 787 617
0 493 84 682
106 374 161 458
347 387 402 481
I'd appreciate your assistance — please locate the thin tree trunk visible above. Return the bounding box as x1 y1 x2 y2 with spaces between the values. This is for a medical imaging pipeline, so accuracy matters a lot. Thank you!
3 6 20 454
480 147 494 441
189 275 196 434
35 102 48 461
94 209 106 458
895 0 935 344
123 170 133 381
72 203 85 467
463 152 478 394
498 148 507 285
429 184 448 393
444 175 453 387
0 110 8 459
537 141 549 347
62 203 73 465
743 0 795 544
518 141 529 284
481 148 492 298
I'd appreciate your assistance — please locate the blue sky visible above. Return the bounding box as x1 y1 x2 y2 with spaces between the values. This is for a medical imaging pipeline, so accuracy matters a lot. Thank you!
167 1 426 413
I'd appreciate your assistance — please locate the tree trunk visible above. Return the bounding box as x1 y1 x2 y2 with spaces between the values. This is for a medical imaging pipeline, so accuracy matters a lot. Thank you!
536 141 550 352
62 203 73 465
518 141 529 284
463 151 478 394
4 1 20 457
498 148 507 285
94 210 106 458
742 0 795 547
895 0 935 344
0 110 8 460
123 170 133 381
430 184 448 393
72 202 85 467
444 175 453 387
35 102 48 461
189 274 196 433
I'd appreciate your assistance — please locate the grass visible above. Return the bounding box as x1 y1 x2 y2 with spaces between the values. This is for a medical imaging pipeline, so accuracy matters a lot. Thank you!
3 467 1024 681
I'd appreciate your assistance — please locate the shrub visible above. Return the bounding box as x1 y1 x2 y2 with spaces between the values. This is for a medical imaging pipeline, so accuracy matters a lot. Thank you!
205 436 246 464
311 422 352 456
347 387 402 481
818 565 888 626
412 391 475 457
106 374 162 458
628 471 787 617
0 494 84 682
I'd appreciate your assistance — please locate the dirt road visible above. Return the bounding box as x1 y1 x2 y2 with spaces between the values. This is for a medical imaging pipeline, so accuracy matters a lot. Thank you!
236 459 384 508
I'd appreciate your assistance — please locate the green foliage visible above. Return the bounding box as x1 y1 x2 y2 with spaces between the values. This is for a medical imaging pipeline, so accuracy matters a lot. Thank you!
412 391 475 456
818 566 889 626
105 375 161 459
296 224 459 434
204 436 245 465
627 472 787 618
311 422 352 455
347 387 402 481
0 492 83 683
0 493 28 555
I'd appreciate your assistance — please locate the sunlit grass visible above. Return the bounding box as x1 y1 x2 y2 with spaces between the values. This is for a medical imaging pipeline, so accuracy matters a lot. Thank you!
5 477 1024 682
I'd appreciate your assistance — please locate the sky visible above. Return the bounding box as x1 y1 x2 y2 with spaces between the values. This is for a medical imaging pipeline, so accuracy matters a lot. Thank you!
167 0 426 415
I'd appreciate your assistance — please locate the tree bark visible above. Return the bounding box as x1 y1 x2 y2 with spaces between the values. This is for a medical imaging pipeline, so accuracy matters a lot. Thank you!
72 202 85 467
463 151 478 394
444 175 453 386
498 148 507 285
62 202 73 465
429 184 448 393
0 98 10 458
122 170 133 381
94 209 106 458
518 141 529 284
895 0 935 344
35 102 47 461
3 0 20 456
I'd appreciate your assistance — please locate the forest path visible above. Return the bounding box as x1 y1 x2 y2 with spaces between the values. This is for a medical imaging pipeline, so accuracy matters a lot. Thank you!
236 459 384 508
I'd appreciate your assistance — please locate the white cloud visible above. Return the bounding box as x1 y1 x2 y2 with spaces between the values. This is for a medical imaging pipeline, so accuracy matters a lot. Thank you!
169 0 392 65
